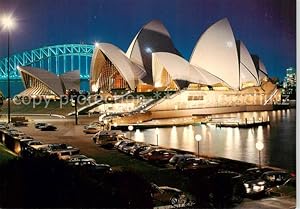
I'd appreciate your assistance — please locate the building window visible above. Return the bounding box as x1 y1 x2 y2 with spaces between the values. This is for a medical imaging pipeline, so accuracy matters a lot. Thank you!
188 95 204 101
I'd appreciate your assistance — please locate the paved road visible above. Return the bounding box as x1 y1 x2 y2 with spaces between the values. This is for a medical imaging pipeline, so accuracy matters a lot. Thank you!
235 197 296 209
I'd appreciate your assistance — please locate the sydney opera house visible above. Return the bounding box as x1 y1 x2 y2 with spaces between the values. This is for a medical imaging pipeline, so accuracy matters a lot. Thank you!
88 18 280 117
17 66 80 99
18 18 281 117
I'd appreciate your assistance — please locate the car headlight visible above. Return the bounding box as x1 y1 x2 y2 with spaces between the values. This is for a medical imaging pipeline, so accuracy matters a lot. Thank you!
253 185 264 192
257 181 265 186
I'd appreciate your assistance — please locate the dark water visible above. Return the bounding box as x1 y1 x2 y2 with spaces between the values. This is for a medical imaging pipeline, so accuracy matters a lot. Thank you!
129 109 296 171
0 79 90 97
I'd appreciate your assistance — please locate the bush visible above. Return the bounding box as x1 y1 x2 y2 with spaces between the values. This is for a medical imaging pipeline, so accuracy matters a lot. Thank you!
0 157 153 208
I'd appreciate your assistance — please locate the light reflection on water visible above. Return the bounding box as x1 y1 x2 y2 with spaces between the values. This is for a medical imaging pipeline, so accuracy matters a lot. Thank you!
131 109 296 170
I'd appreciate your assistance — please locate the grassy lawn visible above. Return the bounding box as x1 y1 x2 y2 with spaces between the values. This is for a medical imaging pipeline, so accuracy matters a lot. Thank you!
91 148 188 190
1 100 78 115
0 144 16 164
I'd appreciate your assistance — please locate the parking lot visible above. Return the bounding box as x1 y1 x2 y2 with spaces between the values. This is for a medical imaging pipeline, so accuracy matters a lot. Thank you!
4 119 296 208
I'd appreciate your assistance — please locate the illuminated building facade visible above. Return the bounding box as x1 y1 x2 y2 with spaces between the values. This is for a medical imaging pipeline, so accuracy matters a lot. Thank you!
283 67 296 96
88 18 281 117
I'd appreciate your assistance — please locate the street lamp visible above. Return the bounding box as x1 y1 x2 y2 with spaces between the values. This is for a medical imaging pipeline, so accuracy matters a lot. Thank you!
70 90 79 125
1 15 16 123
195 134 202 157
256 141 264 168
155 128 159 146
128 125 134 139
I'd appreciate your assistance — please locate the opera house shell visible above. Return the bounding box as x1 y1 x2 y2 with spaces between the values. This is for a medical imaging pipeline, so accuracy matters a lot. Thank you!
17 66 80 99
90 18 272 91
89 18 280 117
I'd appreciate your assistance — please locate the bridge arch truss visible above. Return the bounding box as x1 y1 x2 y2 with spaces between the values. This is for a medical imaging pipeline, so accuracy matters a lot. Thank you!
0 44 94 79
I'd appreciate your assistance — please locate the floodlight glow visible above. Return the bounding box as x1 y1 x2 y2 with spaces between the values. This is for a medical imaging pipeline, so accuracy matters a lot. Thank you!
145 47 152 53
155 127 159 135
128 125 134 131
256 141 264 151
1 15 15 30
195 134 202 142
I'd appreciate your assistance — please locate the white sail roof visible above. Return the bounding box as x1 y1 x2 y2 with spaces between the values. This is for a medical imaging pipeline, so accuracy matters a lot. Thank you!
238 41 259 85
259 59 268 78
60 70 80 91
152 52 225 88
18 66 64 95
190 18 240 89
126 20 180 84
95 43 146 89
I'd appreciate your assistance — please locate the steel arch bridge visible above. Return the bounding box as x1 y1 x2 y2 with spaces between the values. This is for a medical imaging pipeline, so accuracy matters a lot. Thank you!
0 44 94 80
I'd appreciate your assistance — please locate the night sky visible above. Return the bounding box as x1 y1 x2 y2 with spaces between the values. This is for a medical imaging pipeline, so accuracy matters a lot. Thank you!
0 0 296 80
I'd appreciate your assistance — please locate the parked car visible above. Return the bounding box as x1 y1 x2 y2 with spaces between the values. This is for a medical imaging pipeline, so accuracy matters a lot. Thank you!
114 140 132 150
169 154 196 166
243 170 291 196
92 130 124 148
26 140 43 146
142 149 176 164
0 124 7 130
265 177 296 197
48 148 80 160
176 157 219 171
83 121 103 129
26 144 51 157
7 129 25 137
13 121 28 127
117 140 134 151
83 126 102 134
17 135 34 140
242 167 275 182
184 169 246 208
119 141 137 153
68 154 90 162
47 143 74 151
138 145 159 159
68 158 112 174
35 122 47 129
129 142 147 156
151 183 194 207
67 158 98 166
40 124 57 131
211 171 246 206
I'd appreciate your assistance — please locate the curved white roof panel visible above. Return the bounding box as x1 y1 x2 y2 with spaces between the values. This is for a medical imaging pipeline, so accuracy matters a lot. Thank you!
238 41 259 85
18 66 64 95
60 70 80 91
251 55 269 81
152 52 225 87
259 59 268 75
190 18 240 89
97 43 146 89
126 20 180 84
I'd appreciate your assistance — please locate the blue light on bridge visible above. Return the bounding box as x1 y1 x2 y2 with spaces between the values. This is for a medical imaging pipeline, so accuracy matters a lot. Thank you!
0 44 94 80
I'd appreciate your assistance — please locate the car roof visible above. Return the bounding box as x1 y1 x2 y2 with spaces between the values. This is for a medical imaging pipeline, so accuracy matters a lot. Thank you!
262 170 288 175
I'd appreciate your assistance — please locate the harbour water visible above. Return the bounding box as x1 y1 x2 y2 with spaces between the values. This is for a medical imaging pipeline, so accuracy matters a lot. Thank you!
130 109 296 171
